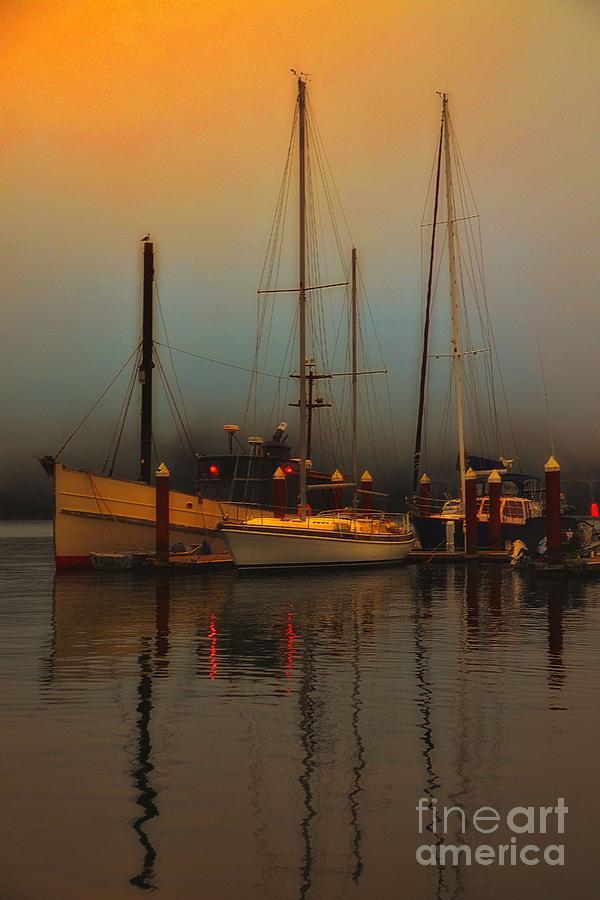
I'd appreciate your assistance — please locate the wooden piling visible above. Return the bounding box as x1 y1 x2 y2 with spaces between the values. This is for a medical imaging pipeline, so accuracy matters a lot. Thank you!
488 469 502 550
545 456 562 565
155 462 170 566
464 467 478 557
418 472 432 518
360 469 373 511
272 466 286 519
331 468 344 511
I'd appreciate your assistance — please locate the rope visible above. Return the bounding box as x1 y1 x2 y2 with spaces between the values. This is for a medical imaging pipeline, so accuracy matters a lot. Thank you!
154 341 288 380
54 344 141 460
103 345 141 476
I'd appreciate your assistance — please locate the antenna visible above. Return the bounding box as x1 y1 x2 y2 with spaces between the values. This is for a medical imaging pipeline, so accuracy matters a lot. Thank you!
537 336 555 457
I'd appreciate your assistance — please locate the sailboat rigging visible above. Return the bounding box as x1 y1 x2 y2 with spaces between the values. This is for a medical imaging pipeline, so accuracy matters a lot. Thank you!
220 76 415 568
412 94 542 551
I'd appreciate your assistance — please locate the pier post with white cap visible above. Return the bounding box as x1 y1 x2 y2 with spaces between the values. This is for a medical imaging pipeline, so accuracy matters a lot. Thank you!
272 467 286 519
331 468 344 511
418 473 432 518
360 470 373 512
464 467 478 557
545 456 562 565
488 469 502 550
155 463 170 566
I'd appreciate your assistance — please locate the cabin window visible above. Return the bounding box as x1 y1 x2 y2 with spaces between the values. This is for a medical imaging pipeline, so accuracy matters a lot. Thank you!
502 499 525 524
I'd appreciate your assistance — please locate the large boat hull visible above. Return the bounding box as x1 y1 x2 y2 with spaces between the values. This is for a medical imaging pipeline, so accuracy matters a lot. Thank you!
53 464 246 569
221 524 415 569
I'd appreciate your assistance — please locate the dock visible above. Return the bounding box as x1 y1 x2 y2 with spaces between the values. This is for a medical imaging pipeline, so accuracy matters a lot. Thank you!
409 549 510 564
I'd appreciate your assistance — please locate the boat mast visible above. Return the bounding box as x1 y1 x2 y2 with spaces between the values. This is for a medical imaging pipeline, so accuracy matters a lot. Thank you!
140 240 154 484
351 247 358 510
413 111 444 493
442 94 467 505
298 76 308 519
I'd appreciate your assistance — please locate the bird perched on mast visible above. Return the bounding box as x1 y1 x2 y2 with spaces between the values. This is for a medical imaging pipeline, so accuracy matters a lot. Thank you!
141 233 150 242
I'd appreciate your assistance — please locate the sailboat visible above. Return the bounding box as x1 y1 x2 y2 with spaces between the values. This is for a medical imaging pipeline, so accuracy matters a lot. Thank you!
220 76 415 569
411 94 542 551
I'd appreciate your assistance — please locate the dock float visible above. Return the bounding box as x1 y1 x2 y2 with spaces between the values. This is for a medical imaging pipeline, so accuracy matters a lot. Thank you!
409 550 510 563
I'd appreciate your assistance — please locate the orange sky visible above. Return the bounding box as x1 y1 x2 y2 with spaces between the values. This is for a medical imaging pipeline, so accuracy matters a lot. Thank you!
2 0 600 488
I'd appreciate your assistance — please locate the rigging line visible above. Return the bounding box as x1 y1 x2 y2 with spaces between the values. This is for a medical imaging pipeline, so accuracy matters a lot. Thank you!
421 214 479 227
451 137 504 456
257 281 348 294
102 348 138 474
306 97 353 253
447 112 480 215
247 104 298 434
154 360 188 461
258 103 299 290
103 346 141 476
308 106 349 281
455 246 491 453
359 315 395 478
154 341 291 380
154 354 196 458
414 114 443 490
473 212 520 465
421 120 443 226
54 343 141 460
154 279 195 445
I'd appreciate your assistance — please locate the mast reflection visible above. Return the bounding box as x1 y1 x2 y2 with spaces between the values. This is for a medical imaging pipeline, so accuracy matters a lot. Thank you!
297 618 317 900
414 568 445 900
349 601 365 884
546 579 565 694
130 573 170 890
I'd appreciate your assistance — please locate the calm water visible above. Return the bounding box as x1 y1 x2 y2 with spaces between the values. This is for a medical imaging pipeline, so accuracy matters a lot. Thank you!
1 522 599 899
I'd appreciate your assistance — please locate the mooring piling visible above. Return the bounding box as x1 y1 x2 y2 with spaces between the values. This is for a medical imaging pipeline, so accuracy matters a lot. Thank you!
331 468 344 511
272 466 286 519
418 472 432 518
464 467 478 557
155 462 170 566
545 456 562 566
360 469 373 511
488 469 502 551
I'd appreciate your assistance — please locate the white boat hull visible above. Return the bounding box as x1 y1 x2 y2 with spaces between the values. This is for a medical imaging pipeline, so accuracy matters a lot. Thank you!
221 524 415 569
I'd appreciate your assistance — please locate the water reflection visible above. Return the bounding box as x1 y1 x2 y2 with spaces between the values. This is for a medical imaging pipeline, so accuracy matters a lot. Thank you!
414 568 445 900
349 603 365 884
297 619 317 900
6 545 596 900
130 633 158 891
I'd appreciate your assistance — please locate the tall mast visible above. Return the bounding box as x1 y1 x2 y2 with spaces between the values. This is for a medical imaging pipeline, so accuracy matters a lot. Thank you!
413 111 444 493
298 76 308 518
351 247 358 510
140 240 154 484
442 94 467 505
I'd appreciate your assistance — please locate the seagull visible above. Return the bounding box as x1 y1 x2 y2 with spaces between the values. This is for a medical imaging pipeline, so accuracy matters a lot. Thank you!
141 233 150 242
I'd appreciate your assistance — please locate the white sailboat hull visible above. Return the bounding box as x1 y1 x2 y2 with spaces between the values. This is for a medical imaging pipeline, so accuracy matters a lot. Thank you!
221 524 415 569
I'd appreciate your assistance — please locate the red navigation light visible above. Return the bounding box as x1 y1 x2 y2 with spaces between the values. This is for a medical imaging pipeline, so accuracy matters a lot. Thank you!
591 502 599 517
284 465 294 475
208 464 220 476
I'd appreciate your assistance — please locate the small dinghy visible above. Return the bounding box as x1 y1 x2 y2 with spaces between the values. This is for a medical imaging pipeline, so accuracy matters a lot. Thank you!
89 551 151 570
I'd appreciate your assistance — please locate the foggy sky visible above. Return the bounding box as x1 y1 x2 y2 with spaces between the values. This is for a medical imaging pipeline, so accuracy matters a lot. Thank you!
2 0 600 516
